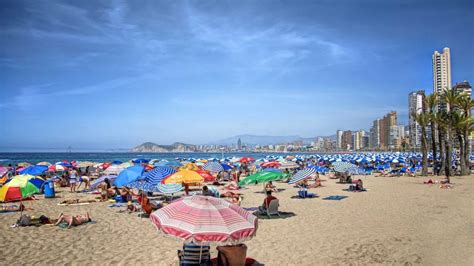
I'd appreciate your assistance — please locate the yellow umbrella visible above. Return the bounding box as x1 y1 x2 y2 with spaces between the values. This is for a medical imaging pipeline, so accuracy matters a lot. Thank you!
163 170 204 184
17 162 31 167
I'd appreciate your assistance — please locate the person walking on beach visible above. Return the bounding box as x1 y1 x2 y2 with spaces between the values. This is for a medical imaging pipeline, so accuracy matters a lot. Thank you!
69 168 78 193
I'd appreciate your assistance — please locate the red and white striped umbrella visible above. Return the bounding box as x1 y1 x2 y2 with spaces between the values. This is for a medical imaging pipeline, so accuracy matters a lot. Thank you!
150 195 258 244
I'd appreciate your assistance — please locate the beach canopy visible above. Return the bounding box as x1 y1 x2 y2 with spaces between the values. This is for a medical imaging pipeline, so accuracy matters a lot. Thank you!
114 165 144 187
0 175 44 202
202 162 224 173
150 195 258 244
238 171 284 186
19 165 48 176
163 170 204 184
288 168 315 184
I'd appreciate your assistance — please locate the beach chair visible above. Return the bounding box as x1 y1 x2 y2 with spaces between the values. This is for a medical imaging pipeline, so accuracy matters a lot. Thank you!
178 243 211 266
266 199 280 218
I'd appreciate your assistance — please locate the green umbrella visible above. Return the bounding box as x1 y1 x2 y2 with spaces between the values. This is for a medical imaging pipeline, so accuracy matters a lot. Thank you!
238 171 284 186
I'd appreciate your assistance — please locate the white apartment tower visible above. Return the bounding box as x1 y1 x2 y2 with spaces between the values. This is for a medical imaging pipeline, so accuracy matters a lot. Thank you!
408 90 425 149
336 130 343 150
432 47 452 94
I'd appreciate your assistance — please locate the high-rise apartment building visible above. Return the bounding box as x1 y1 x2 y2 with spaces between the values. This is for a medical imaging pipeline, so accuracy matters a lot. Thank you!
453 80 472 97
370 119 380 149
432 47 452 94
341 130 353 151
380 111 397 150
336 130 343 150
408 90 425 149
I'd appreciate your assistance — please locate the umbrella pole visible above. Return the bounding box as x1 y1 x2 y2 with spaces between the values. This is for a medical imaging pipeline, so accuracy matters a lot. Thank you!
199 242 203 264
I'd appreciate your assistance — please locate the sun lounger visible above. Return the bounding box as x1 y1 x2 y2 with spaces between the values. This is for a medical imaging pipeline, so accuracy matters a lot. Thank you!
178 243 211 266
265 199 280 218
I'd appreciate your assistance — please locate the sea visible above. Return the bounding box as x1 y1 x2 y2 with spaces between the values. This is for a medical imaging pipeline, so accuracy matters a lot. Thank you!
0 152 316 165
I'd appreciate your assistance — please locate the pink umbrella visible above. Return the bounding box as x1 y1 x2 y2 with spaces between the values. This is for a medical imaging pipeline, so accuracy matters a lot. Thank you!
150 195 258 244
0 166 8 177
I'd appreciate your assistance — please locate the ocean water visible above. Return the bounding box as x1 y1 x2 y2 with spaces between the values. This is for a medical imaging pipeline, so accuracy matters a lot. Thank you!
0 152 309 165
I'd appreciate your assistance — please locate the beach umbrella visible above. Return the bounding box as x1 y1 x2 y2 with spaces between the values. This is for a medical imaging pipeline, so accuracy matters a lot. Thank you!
17 162 31 167
155 160 181 167
90 175 117 189
202 162 224 173
157 183 184 194
141 166 177 185
163 170 204 184
132 158 149 164
119 162 134 168
19 165 48 176
0 166 9 177
36 162 51 166
111 160 123 165
332 162 358 173
150 195 257 244
261 161 282 168
114 165 144 187
48 164 66 172
0 175 44 202
288 168 316 185
238 171 284 186
76 161 95 168
103 164 124 175
195 169 215 182
220 164 232 171
263 168 282 173
182 163 199 171
239 157 255 163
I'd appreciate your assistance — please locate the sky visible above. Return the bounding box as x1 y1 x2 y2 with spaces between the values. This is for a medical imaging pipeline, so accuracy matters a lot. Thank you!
1 0 473 151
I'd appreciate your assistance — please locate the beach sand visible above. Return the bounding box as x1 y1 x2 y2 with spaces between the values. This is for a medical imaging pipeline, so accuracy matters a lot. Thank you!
1 175 473 265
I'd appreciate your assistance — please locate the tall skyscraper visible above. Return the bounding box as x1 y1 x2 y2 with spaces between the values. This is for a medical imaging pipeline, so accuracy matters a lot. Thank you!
336 130 343 150
379 111 397 150
432 47 452 95
237 138 242 150
341 130 353 151
370 119 380 150
408 90 425 149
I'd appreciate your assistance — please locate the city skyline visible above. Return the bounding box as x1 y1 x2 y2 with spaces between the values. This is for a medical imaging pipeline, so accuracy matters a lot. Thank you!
1 0 473 151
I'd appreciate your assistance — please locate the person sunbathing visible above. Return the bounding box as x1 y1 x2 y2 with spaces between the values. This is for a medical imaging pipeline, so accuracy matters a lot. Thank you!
1 203 25 212
138 194 159 215
55 212 91 229
59 199 100 205
223 182 239 190
127 201 139 213
220 191 243 205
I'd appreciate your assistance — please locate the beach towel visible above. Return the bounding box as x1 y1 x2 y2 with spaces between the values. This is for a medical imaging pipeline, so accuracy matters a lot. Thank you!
58 202 91 206
243 207 259 212
253 211 296 219
323 195 348 201
108 203 126 208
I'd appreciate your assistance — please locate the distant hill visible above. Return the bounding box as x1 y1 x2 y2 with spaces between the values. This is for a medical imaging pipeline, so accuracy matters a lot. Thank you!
130 142 197 152
212 134 336 146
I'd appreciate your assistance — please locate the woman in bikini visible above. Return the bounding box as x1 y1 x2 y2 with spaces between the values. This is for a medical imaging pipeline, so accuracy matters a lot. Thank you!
55 212 92 229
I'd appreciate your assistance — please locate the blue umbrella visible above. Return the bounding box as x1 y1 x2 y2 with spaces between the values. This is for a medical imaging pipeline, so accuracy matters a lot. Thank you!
289 168 316 184
111 160 123 165
202 162 224 173
141 166 176 185
154 160 181 167
132 158 149 164
19 165 48 176
114 166 144 187
220 164 233 171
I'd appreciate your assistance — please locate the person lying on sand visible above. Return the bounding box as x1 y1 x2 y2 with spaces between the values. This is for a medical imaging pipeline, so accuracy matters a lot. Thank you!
59 199 100 205
223 182 239 190
55 212 91 229
1 203 25 212
127 201 139 213
220 191 243 205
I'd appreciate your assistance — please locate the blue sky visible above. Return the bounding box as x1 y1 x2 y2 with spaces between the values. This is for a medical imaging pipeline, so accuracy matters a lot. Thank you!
1 0 473 151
